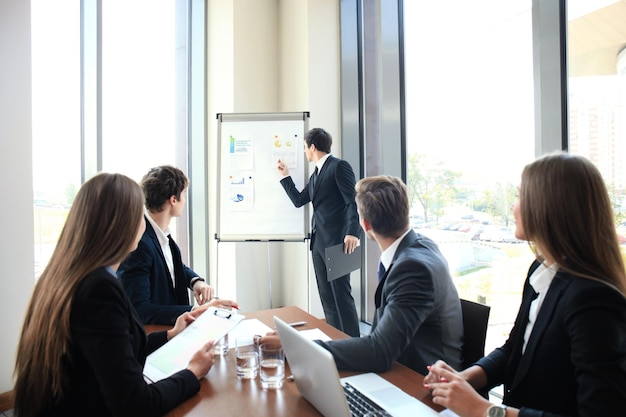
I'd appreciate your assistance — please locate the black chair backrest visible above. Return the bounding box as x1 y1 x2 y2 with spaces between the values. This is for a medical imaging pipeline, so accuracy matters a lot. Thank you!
460 299 491 369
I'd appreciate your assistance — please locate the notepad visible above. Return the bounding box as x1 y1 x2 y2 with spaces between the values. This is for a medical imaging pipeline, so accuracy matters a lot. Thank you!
143 307 244 382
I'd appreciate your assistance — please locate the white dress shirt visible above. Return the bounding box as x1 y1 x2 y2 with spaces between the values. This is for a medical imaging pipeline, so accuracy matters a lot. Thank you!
523 262 558 353
379 229 412 272
145 211 176 288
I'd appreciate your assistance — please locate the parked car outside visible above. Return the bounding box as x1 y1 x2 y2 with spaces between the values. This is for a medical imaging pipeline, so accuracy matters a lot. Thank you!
479 225 521 243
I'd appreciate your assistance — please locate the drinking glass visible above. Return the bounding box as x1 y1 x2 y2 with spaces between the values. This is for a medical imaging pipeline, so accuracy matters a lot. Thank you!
235 336 258 379
259 343 285 389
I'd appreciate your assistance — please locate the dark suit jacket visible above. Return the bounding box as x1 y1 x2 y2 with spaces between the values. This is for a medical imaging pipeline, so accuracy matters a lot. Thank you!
280 155 360 249
476 261 626 417
43 267 199 417
318 230 464 375
118 218 199 325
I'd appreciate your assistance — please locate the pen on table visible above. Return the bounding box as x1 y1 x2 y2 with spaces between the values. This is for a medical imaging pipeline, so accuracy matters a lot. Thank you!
273 321 307 329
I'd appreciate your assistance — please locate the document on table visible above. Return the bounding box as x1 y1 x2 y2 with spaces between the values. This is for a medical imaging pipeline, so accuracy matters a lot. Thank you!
143 307 244 382
227 318 273 345
299 328 331 341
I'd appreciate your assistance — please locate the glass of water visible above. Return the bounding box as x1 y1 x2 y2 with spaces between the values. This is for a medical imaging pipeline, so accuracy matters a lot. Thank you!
235 336 258 379
213 335 229 356
259 343 285 389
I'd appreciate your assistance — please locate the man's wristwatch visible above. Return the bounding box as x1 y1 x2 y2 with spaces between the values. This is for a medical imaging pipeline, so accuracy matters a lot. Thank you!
189 277 204 289
486 405 506 417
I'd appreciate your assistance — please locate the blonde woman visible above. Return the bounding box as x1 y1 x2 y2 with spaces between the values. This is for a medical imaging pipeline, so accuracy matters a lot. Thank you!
14 173 215 417
425 153 626 417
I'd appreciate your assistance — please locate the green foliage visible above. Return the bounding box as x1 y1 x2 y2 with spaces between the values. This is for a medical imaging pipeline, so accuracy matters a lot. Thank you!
606 183 626 225
472 182 518 226
406 153 461 223
406 154 625 233
65 183 78 206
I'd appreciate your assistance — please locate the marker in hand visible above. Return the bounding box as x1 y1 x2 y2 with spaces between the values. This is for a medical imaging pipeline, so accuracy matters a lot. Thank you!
277 159 289 176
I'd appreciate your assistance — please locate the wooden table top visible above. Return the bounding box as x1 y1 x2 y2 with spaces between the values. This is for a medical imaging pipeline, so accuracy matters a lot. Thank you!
145 306 442 417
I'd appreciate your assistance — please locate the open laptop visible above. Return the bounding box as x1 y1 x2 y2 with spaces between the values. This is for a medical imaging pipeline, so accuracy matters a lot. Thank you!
274 316 441 417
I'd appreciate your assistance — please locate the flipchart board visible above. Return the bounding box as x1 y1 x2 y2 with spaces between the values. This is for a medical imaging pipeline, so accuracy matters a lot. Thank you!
216 112 310 242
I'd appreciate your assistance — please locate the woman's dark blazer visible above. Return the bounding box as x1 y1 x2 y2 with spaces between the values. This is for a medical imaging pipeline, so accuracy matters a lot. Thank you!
476 260 626 417
43 267 199 417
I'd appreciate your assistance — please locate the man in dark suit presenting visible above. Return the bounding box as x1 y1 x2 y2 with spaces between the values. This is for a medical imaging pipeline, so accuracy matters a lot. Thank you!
277 128 361 337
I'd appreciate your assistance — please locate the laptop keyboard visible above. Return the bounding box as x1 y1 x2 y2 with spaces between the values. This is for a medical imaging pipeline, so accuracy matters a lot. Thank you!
343 382 392 417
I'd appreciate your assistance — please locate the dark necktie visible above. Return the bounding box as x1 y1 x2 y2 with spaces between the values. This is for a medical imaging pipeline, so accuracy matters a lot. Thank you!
168 234 190 304
377 261 386 283
311 167 318 192
167 234 177 289
310 167 319 233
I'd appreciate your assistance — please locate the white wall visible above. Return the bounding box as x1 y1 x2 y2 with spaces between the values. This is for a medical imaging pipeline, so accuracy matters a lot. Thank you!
277 0 344 316
207 0 343 317
0 0 35 392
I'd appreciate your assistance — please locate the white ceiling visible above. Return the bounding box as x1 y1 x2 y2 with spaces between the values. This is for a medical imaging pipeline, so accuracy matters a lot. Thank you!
568 0 626 76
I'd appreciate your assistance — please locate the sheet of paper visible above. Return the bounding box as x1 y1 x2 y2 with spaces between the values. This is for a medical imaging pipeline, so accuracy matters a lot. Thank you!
144 307 244 382
299 328 332 342
227 318 273 345
440 409 461 417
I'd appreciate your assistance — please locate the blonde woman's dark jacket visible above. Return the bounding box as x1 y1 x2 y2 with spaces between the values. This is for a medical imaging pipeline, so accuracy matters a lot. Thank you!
41 267 199 416
476 260 626 417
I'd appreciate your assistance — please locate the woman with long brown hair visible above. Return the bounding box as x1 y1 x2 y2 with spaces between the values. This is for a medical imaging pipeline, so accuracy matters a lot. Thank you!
425 152 626 417
14 173 215 417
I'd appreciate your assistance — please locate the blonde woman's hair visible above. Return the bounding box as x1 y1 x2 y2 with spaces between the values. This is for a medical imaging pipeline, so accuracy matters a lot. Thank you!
520 152 626 294
14 173 144 417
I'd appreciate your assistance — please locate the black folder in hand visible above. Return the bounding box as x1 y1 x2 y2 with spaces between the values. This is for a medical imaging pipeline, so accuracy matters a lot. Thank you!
324 243 361 281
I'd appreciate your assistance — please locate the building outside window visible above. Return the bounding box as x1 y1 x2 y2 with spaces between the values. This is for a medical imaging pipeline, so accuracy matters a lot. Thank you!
567 0 626 241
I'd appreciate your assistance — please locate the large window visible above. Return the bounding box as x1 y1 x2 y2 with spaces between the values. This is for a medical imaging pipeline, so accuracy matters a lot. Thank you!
567 0 626 242
403 1 535 352
101 0 177 181
31 0 81 278
31 0 195 277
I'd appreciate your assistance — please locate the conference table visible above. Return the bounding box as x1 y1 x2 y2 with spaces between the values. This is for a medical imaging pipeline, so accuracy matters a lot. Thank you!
145 306 443 417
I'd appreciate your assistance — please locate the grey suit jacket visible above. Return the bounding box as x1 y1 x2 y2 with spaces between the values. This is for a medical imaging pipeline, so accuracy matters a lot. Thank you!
318 230 463 374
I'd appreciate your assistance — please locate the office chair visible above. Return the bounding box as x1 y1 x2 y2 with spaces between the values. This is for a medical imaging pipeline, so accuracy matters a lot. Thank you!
460 298 491 369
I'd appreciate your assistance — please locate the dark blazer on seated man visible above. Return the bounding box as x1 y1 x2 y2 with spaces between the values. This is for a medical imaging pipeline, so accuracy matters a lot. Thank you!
317 228 464 375
118 217 201 325
118 166 220 326
314 176 463 375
